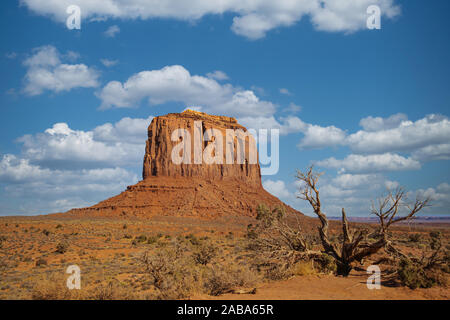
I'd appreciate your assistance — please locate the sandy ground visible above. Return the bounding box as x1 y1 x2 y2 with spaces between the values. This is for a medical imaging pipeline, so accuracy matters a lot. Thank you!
0 215 448 300
200 271 449 300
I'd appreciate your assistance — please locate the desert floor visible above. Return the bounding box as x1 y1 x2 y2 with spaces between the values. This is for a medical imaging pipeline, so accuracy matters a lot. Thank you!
0 215 448 300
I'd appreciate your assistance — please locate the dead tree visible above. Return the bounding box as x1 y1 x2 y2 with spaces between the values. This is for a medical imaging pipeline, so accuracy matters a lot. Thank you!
296 166 431 276
246 204 313 269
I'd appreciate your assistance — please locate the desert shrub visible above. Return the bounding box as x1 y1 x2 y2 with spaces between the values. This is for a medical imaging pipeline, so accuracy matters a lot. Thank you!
55 241 69 254
31 279 73 300
147 236 158 244
246 224 258 239
86 281 136 300
136 234 147 242
55 224 62 229
193 243 217 265
204 263 258 296
396 258 447 289
35 258 47 267
141 244 199 299
0 235 6 248
264 263 292 281
314 253 337 274
248 204 310 253
292 261 316 276
186 233 201 246
42 229 51 236
429 231 442 250
123 234 132 239
408 234 422 243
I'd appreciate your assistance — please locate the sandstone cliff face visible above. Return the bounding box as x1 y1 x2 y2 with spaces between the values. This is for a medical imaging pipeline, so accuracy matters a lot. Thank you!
142 110 261 187
63 110 301 218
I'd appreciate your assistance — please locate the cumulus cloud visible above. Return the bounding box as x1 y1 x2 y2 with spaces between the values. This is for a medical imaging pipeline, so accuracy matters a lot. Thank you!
104 25 120 37
0 154 138 214
22 45 99 96
97 65 276 117
93 116 153 144
408 183 450 212
17 116 152 170
298 124 346 149
21 0 401 39
100 58 118 67
347 114 450 154
332 173 379 189
0 115 154 215
317 153 421 174
411 143 450 162
279 88 291 95
206 70 229 81
238 115 306 135
293 113 450 172
359 113 408 132
263 179 291 199
283 103 302 113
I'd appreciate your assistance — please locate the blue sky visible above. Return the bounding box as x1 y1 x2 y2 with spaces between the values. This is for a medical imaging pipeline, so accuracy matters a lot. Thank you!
0 0 449 216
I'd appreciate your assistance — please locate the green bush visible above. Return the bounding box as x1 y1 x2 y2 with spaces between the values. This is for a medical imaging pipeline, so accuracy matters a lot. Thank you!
397 258 434 289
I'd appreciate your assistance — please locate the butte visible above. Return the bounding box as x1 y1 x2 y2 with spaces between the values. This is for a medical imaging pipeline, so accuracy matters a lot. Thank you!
63 110 302 218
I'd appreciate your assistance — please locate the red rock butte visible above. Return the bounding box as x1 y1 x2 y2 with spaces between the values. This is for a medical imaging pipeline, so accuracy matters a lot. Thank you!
63 110 301 218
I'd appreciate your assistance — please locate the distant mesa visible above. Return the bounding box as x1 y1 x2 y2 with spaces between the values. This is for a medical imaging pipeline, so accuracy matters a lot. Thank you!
62 109 301 218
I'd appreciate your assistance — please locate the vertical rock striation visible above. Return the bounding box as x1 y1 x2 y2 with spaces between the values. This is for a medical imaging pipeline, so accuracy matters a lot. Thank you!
62 110 301 218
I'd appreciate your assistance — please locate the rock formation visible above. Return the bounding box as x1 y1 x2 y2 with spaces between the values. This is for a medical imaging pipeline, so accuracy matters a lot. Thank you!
63 110 301 218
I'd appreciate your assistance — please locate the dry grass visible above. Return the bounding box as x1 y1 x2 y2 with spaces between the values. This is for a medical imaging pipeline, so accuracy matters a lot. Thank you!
0 215 448 300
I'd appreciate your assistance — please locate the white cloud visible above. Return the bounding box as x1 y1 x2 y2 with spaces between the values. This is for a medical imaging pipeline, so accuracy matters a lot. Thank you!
359 113 408 132
17 116 153 170
97 65 276 117
93 115 153 144
347 114 450 154
206 70 229 81
411 143 450 162
332 173 379 189
21 0 401 39
298 124 346 149
23 45 99 96
0 154 51 183
283 103 302 113
279 88 291 95
317 153 421 174
410 184 450 211
104 25 120 37
263 179 291 199
238 115 306 135
100 58 118 67
293 113 450 165
0 115 154 215
0 154 138 214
